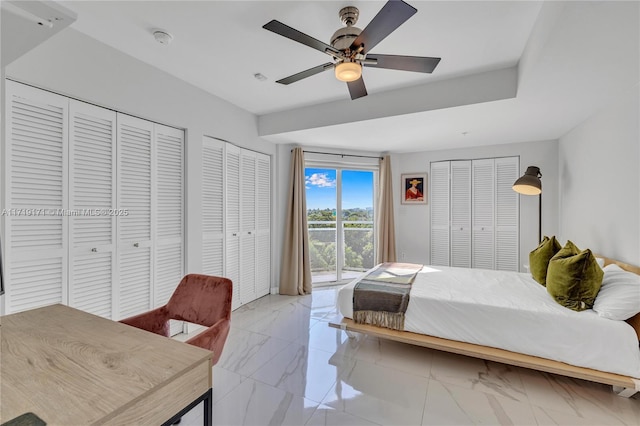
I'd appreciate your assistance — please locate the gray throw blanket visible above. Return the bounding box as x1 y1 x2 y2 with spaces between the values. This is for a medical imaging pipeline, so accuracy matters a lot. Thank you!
353 262 423 330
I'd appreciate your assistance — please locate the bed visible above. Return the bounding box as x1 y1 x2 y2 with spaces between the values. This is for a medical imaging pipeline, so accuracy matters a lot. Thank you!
329 257 640 397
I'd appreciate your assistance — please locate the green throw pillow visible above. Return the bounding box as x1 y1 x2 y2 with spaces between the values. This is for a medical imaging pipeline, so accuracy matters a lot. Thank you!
546 240 604 311
529 236 562 286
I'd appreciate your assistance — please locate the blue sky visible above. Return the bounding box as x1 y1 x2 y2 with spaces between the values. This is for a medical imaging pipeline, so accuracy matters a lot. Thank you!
305 168 373 210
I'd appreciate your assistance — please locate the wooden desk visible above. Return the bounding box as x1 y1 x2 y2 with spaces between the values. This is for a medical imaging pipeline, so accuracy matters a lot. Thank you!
1 304 213 425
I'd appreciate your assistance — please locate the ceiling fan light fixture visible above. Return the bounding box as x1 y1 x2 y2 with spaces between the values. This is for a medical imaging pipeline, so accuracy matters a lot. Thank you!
335 61 362 82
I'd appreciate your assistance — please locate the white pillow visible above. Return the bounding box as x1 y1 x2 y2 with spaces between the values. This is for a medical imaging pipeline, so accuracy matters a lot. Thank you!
592 264 640 320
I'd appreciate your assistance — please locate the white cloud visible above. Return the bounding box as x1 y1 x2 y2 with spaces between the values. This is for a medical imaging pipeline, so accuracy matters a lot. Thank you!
305 173 336 188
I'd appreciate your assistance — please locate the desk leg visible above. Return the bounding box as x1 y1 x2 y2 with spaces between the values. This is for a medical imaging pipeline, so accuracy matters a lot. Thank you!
204 387 212 426
161 388 213 426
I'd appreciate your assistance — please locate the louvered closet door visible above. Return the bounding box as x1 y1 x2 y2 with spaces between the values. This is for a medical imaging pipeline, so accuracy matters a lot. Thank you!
239 149 257 304
472 159 495 269
450 161 471 268
202 137 225 276
430 162 450 266
68 100 116 318
117 114 153 319
225 144 241 310
154 124 184 307
4 81 68 313
255 152 271 297
495 157 519 271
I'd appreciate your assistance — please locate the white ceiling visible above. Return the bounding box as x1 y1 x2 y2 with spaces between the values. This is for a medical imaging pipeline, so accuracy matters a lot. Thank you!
58 1 639 153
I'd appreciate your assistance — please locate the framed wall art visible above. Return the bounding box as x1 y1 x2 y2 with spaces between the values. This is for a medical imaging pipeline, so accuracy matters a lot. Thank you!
401 173 427 205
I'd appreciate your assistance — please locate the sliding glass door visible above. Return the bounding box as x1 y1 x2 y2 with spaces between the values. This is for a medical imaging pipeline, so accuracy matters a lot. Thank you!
306 167 375 283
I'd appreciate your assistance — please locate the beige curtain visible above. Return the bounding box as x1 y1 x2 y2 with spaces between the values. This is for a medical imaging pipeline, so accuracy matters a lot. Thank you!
375 155 397 263
280 147 312 295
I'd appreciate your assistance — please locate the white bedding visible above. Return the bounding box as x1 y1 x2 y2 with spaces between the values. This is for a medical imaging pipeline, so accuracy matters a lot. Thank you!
338 265 640 379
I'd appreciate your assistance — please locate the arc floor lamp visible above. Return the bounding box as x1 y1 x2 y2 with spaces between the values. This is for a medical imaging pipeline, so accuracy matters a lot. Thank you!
513 166 542 244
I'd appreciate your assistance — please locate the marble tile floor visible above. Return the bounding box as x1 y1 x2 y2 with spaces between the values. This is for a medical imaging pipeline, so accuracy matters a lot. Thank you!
179 286 640 426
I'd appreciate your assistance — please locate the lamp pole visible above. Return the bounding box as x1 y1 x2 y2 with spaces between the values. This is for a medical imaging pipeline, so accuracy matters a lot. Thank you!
538 193 542 244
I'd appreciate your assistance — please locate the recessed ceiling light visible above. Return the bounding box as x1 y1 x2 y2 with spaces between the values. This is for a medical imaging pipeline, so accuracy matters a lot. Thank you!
153 30 173 45
254 73 268 82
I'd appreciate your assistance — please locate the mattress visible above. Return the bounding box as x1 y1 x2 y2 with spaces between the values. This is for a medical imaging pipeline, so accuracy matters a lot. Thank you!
338 265 640 379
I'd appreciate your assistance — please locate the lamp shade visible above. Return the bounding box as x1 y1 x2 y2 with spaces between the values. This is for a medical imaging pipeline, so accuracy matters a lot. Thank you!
513 166 542 195
335 61 362 82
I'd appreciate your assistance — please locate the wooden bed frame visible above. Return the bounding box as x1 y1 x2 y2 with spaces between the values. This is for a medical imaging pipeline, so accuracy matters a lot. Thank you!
329 256 640 397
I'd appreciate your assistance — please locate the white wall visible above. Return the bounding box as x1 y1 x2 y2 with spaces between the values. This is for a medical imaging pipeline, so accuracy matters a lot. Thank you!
4 28 277 282
559 89 639 265
392 140 559 270
1 67 5 315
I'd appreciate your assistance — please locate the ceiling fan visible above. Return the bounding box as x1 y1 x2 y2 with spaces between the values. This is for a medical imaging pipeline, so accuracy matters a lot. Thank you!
263 0 441 100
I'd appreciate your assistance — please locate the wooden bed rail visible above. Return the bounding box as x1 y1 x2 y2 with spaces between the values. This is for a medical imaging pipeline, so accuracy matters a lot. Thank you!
329 318 639 390
598 255 640 275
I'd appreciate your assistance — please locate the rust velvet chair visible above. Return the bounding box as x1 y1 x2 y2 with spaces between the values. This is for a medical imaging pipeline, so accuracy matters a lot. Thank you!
120 274 232 366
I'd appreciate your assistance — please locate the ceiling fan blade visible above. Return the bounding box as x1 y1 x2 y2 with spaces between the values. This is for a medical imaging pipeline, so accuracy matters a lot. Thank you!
347 77 368 100
364 54 441 73
263 20 342 58
350 0 417 54
276 63 335 85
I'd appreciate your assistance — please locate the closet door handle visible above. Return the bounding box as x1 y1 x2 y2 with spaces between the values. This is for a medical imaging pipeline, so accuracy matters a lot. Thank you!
91 248 98 253
232 233 237 237
133 242 139 248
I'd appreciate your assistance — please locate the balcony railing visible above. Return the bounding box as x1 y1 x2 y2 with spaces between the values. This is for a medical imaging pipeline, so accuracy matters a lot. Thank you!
308 220 374 282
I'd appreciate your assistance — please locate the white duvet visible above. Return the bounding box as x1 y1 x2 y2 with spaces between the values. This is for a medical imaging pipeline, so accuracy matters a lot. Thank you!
338 265 640 379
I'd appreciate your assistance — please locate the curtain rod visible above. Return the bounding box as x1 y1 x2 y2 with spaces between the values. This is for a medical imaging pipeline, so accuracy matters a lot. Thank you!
293 149 383 160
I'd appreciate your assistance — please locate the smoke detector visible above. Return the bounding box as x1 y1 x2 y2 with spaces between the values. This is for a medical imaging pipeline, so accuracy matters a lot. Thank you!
153 30 173 45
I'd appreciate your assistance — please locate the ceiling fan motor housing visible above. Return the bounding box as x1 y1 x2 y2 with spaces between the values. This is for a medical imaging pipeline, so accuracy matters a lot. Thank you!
331 6 362 52
331 26 362 51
